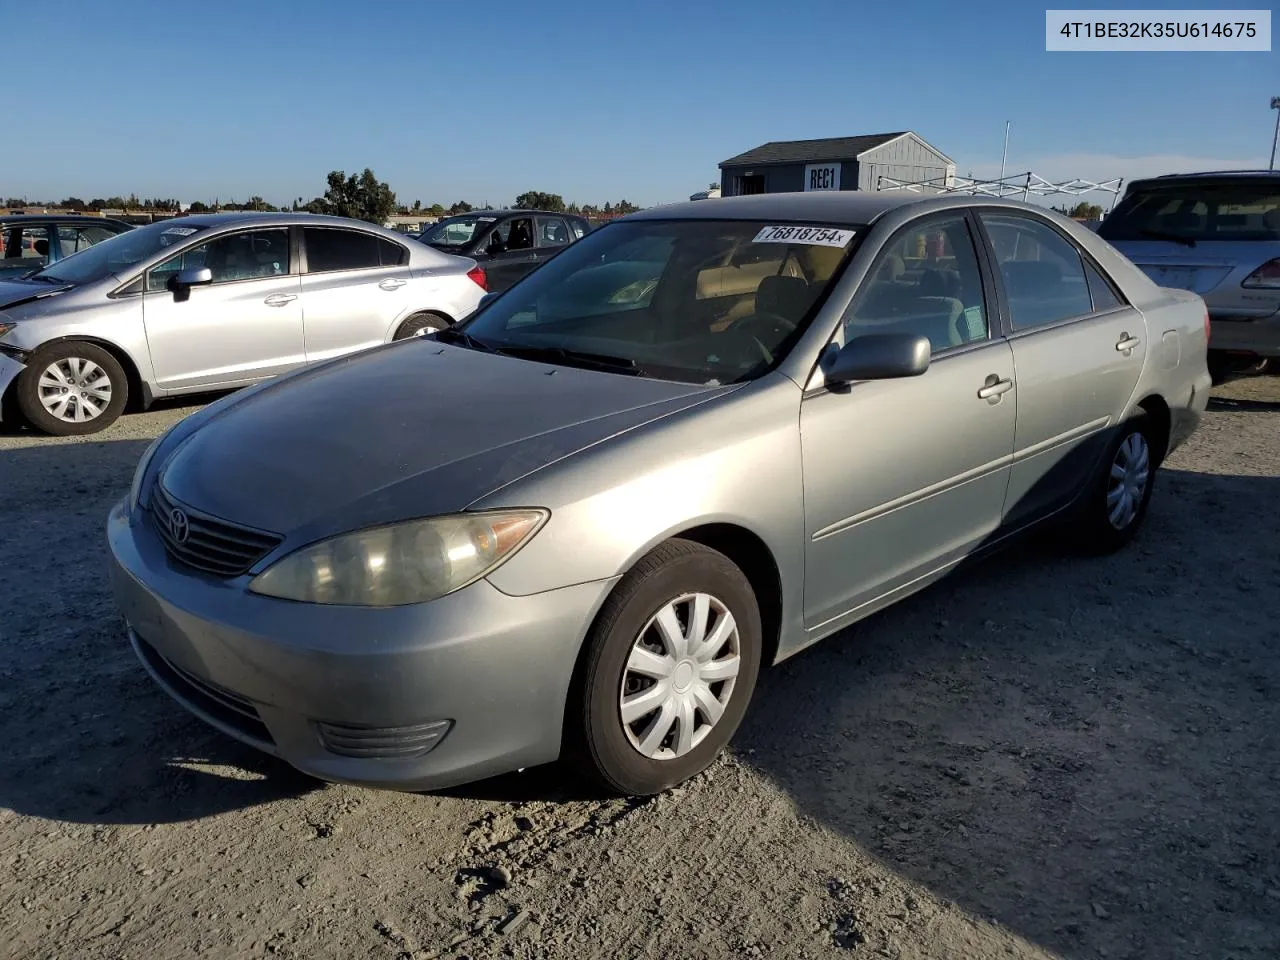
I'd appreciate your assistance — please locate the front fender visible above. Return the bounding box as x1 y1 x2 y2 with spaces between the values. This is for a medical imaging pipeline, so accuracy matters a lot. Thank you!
0 352 26 419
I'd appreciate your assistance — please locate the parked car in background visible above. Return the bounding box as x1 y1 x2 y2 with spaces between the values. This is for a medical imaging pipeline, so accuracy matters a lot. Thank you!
107 192 1209 798
0 214 133 280
416 209 591 292
1098 170 1280 382
0 212 487 436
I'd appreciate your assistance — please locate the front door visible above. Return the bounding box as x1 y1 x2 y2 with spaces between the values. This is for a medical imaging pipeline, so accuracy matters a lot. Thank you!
142 227 305 390
481 216 539 291
975 211 1148 528
800 212 1017 630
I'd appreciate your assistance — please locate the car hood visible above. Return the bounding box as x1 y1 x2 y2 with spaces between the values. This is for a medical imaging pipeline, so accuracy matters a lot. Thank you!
0 277 77 311
161 341 729 538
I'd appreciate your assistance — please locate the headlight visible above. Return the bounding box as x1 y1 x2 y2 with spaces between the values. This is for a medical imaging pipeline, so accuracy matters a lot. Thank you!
0 321 15 339
247 509 548 607
128 434 165 512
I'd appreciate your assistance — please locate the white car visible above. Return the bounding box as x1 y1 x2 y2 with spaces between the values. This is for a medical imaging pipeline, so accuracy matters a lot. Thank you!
0 213 488 436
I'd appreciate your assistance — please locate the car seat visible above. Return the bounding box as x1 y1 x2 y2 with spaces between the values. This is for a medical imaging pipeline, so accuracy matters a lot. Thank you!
755 274 814 321
33 238 49 258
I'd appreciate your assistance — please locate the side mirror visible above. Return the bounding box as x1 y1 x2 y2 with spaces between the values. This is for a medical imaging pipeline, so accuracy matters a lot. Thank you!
175 266 213 288
824 333 931 387
478 291 499 310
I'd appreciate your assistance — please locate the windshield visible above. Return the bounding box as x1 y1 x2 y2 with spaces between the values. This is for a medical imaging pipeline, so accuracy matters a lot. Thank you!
31 220 208 285
454 219 860 384
1099 181 1280 244
419 215 496 248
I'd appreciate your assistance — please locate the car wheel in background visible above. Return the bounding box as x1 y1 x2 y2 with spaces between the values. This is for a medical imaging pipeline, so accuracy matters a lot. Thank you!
392 312 452 341
16 341 128 437
1072 411 1156 555
568 538 762 796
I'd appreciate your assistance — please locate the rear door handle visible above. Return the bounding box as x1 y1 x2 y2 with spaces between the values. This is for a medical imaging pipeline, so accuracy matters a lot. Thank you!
977 375 1014 400
379 278 407 291
263 293 296 307
1116 333 1141 353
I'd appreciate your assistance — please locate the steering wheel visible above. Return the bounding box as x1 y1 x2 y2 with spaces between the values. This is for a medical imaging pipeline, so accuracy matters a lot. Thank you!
722 310 798 366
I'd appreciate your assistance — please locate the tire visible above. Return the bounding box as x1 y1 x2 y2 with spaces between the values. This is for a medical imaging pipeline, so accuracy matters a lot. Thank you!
1071 412 1156 555
392 312 452 341
16 341 128 436
567 538 763 796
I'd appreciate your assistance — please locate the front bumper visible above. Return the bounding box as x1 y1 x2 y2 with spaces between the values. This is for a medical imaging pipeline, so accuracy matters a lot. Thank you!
106 499 616 791
1208 313 1280 359
0 352 25 420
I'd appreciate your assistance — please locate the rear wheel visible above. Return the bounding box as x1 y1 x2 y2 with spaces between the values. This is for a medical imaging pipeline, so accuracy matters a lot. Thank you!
16 341 128 436
393 312 451 341
568 539 762 796
1071 412 1156 555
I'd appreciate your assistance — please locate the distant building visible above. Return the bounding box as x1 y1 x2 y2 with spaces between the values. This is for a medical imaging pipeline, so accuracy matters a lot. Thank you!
718 131 954 197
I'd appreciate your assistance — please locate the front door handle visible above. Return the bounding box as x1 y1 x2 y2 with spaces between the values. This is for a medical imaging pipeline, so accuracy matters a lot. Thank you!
263 293 296 307
1116 333 1141 353
379 278 407 291
977 375 1014 400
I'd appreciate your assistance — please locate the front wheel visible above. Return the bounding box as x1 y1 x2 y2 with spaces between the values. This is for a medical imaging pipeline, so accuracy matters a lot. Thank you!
16 341 128 436
568 539 762 796
392 312 451 341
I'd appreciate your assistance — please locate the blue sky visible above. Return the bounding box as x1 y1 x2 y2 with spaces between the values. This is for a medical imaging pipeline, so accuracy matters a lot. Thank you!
8 0 1276 207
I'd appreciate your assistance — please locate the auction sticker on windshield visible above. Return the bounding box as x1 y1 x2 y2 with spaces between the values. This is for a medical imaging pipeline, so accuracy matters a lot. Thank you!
753 225 855 247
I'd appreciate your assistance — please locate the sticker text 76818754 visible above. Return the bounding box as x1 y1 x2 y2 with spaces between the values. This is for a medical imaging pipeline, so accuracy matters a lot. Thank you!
752 225 856 247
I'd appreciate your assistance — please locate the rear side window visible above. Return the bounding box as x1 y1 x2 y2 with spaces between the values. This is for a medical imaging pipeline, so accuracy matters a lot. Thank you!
304 228 406 272
1083 259 1123 312
980 214 1093 331
1098 181 1280 243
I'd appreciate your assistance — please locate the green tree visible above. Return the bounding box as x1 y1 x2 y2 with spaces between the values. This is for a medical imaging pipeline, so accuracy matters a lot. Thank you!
242 196 276 212
60 197 86 210
411 199 422 213
428 203 445 217
188 201 211 213
514 191 565 212
447 201 473 216
317 168 397 224
1067 201 1103 220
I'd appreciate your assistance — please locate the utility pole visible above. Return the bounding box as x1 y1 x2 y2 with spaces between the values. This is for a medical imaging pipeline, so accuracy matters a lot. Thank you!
999 121 1011 184
1270 97 1280 171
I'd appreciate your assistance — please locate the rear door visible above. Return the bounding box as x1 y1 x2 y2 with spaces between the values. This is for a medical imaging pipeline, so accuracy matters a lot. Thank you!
298 226 412 361
534 216 572 266
975 210 1147 528
142 226 304 389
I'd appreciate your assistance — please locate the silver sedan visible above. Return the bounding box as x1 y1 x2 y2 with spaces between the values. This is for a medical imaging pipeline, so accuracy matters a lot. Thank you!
106 192 1211 796
0 212 487 435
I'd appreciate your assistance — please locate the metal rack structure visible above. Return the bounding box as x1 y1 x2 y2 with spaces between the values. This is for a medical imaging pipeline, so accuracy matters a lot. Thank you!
876 171 1126 210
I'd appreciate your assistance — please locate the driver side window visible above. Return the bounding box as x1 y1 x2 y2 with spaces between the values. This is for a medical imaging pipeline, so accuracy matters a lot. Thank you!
147 229 290 292
842 215 990 354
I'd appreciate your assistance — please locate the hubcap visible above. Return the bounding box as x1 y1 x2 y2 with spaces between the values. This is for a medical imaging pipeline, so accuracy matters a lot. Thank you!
415 324 442 337
619 592 741 761
37 357 112 423
1106 431 1150 530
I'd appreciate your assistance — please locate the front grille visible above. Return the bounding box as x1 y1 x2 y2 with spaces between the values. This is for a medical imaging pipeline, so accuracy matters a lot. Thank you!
131 631 274 750
316 719 452 759
149 484 282 577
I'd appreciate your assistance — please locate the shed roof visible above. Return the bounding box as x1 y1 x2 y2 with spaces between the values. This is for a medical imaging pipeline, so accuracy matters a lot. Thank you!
719 131 951 168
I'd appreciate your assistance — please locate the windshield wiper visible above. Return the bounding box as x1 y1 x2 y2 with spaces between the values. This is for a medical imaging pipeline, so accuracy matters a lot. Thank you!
434 327 497 352
492 343 643 376
23 273 66 284
1138 228 1197 248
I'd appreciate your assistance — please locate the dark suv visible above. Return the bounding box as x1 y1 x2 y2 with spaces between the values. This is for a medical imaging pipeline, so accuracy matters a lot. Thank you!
415 210 591 291
1 214 133 280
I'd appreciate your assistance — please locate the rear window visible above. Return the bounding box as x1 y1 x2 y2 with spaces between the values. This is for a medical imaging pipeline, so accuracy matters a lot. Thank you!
1098 181 1280 243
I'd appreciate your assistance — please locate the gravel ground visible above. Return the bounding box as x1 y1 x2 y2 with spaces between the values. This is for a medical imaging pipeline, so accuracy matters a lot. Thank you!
1 373 1278 960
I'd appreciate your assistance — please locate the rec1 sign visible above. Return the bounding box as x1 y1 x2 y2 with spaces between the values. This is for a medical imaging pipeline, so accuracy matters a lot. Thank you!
804 163 841 192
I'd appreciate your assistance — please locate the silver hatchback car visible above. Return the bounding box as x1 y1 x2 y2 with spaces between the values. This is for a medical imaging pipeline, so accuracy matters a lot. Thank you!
0 213 487 435
107 193 1211 796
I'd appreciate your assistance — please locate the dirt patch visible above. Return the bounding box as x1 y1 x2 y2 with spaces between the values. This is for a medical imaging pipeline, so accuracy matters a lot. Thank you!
1 377 1278 959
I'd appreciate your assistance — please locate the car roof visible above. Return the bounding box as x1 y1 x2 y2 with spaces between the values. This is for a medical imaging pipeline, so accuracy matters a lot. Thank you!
1127 170 1280 190
0 213 131 223
623 191 923 224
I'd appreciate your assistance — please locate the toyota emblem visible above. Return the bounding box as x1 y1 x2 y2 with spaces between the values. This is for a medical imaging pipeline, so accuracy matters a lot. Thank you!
169 508 190 544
